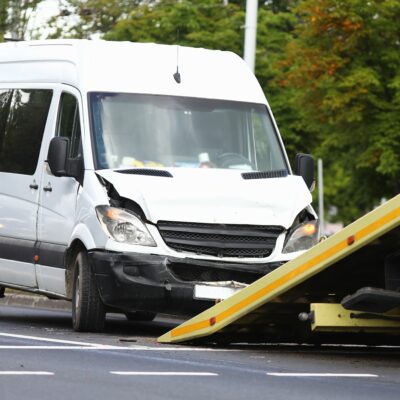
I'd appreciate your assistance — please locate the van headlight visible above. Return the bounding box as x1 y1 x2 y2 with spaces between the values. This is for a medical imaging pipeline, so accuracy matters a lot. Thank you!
96 206 156 246
282 220 319 254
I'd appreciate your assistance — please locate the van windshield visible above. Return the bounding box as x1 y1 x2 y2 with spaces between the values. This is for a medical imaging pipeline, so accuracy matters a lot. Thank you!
89 93 288 172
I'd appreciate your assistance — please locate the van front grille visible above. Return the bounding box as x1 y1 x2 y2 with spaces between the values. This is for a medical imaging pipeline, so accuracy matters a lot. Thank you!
157 221 284 258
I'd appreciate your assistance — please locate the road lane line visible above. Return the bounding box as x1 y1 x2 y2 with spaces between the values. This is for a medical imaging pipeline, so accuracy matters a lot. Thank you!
0 371 54 376
267 373 378 378
0 345 238 351
0 333 239 351
0 346 122 350
110 371 218 376
118 346 239 352
0 332 99 346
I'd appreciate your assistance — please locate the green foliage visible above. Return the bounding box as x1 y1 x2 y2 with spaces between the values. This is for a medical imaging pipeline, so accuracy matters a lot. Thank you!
0 0 8 41
279 0 400 222
105 0 244 55
0 0 43 41
49 0 139 38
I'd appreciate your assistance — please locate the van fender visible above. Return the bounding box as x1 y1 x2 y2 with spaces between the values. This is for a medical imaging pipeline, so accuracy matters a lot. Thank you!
68 223 98 251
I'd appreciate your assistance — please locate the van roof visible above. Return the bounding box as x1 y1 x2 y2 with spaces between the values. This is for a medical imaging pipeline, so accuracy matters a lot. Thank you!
0 39 267 104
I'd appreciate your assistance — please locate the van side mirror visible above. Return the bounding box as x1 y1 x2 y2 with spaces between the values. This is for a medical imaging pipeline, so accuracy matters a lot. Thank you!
295 153 315 191
47 137 84 184
47 137 69 177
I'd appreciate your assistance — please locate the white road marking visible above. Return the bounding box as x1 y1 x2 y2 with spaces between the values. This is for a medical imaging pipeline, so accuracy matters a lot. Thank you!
0 371 54 376
0 346 122 350
0 332 238 351
267 373 378 378
0 344 237 351
119 346 238 352
0 332 99 346
110 371 218 376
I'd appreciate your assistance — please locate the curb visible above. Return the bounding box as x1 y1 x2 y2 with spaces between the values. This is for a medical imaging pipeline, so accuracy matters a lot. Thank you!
0 294 71 312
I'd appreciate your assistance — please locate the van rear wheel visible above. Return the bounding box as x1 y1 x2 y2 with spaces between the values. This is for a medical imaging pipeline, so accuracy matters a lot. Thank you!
72 250 105 332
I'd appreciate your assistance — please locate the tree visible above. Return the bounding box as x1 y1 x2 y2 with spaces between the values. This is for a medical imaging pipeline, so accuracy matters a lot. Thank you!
0 0 43 41
105 0 244 54
0 0 7 41
47 0 143 39
278 0 400 222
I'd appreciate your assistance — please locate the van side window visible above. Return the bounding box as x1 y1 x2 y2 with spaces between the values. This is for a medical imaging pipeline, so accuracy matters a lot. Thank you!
0 89 53 175
57 93 82 159
0 90 12 146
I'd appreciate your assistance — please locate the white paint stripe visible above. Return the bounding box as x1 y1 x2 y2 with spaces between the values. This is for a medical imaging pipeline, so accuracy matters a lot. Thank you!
0 346 122 350
125 346 238 352
0 332 239 351
267 373 378 378
0 371 54 376
0 332 99 346
110 372 218 376
0 345 237 351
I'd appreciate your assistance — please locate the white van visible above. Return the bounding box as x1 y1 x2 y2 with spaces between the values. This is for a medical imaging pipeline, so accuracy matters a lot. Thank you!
0 40 318 332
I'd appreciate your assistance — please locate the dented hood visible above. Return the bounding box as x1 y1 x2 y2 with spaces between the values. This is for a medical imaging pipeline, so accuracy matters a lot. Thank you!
96 168 312 228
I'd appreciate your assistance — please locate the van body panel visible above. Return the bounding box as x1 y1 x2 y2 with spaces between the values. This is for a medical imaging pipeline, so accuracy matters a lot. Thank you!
0 259 37 288
35 265 66 296
37 176 79 245
96 169 311 227
0 40 267 104
0 85 56 287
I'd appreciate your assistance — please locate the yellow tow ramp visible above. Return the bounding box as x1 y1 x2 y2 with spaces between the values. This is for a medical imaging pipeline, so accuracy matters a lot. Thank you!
159 195 400 344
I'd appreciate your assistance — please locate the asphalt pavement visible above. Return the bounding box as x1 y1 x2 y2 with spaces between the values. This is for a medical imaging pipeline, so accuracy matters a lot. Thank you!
0 304 400 400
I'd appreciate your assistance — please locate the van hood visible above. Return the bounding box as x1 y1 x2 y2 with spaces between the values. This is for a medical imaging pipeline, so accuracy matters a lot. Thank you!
96 168 312 228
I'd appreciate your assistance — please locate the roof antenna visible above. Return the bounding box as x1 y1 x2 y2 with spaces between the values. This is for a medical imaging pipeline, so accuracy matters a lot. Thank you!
173 30 181 84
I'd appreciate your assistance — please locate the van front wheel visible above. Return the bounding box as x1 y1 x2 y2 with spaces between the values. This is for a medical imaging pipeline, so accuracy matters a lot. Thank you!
72 251 105 332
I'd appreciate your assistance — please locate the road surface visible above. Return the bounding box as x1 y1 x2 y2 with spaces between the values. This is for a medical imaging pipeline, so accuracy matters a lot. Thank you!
0 306 399 400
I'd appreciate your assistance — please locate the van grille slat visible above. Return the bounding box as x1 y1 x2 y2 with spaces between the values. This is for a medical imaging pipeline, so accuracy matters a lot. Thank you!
157 221 284 258
241 170 288 180
115 168 173 178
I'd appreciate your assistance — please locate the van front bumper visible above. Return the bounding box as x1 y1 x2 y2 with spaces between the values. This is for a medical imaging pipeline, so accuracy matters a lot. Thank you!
88 250 283 316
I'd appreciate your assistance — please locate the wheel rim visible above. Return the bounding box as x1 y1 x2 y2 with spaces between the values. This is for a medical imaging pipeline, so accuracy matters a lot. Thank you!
74 275 80 312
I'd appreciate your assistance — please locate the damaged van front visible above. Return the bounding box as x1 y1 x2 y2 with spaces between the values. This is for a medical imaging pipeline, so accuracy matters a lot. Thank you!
86 92 319 318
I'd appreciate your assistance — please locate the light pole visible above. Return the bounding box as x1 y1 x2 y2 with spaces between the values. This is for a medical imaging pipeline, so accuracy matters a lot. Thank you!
318 158 325 235
243 0 258 73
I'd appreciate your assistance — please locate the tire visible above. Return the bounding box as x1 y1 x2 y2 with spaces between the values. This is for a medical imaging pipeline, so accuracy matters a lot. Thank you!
72 250 105 332
0 286 5 298
125 311 156 322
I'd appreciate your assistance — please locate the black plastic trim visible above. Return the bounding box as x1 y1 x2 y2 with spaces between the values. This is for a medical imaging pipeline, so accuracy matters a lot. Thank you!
37 242 67 269
157 221 284 258
0 236 66 269
88 250 285 315
0 236 34 264
242 169 288 180
115 168 173 178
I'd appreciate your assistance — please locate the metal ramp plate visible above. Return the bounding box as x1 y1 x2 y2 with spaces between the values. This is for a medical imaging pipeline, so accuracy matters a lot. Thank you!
158 195 400 344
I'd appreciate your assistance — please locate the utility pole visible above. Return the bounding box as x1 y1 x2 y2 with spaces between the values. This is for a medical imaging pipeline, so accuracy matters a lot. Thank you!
318 158 325 236
8 0 18 40
243 0 258 73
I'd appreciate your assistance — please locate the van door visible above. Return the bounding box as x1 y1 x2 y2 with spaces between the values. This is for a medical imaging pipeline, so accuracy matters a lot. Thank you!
0 88 53 287
36 90 82 296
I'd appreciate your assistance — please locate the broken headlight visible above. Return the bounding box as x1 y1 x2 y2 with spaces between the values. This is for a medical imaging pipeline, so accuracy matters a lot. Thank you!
283 219 319 254
96 206 156 247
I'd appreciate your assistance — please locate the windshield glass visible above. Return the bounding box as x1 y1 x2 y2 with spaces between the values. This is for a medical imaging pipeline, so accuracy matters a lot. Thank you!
89 93 288 172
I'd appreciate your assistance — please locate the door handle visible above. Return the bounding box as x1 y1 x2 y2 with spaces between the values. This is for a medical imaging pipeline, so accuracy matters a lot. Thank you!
43 183 52 192
29 181 39 190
